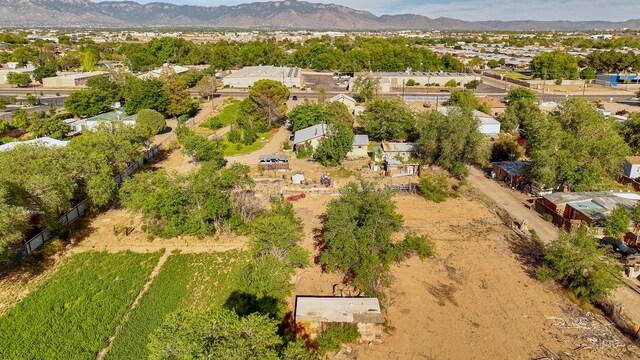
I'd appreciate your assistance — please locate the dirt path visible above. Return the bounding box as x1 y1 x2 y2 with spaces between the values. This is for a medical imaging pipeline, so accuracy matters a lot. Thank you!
225 126 290 165
467 166 559 243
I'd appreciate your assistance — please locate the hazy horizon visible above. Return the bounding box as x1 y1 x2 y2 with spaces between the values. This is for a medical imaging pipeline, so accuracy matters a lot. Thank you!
88 0 640 22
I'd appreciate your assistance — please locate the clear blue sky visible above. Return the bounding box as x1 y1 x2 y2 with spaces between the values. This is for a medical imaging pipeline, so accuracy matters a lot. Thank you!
115 0 640 22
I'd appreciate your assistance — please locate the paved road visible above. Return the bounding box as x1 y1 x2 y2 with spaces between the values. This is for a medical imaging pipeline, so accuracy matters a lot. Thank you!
467 167 559 243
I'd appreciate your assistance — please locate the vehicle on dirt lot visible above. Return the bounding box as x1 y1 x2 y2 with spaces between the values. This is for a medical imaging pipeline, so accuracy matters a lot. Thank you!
598 237 638 256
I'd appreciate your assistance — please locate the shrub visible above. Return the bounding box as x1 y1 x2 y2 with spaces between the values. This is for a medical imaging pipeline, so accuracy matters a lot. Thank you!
227 126 242 144
418 173 457 203
406 79 416 86
317 323 360 354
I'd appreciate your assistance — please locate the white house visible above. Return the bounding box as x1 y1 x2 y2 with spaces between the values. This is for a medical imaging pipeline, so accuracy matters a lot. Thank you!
0 137 68 152
436 107 501 136
625 156 640 179
380 141 415 161
329 93 357 111
292 123 328 151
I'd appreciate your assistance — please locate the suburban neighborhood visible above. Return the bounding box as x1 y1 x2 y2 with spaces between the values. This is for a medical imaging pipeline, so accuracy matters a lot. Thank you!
2 1 640 359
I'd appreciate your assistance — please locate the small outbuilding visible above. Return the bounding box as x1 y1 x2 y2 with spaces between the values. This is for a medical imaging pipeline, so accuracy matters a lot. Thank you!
329 93 357 111
491 161 528 188
295 296 384 343
346 134 369 159
624 156 640 180
292 172 305 185
259 154 289 170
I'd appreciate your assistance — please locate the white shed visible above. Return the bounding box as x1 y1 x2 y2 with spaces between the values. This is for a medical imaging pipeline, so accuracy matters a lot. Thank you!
625 156 640 179
292 172 305 184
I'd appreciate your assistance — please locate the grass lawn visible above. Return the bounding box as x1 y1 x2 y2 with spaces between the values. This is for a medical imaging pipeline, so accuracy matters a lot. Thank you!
0 251 161 360
104 251 249 360
200 100 241 130
495 71 531 80
222 132 272 156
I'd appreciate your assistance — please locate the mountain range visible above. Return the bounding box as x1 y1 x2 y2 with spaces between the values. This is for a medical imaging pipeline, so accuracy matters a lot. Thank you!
0 0 639 31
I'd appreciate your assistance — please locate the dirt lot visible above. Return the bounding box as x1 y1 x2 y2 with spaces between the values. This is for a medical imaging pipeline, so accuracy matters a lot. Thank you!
288 188 640 360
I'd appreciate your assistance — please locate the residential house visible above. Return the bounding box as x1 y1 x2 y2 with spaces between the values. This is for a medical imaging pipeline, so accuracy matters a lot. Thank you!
380 141 415 161
292 123 327 152
624 156 640 180
436 107 501 136
0 137 68 152
329 93 356 112
295 296 383 343
346 134 369 159
68 109 136 132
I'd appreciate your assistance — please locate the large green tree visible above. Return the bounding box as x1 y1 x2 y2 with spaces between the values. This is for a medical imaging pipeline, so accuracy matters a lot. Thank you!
28 115 69 139
248 79 290 128
32 66 57 83
313 122 354 166
6 72 31 87
530 50 579 80
64 89 111 117
288 101 330 132
135 109 166 138
528 98 630 191
123 77 168 115
87 74 122 103
620 112 640 155
360 97 415 141
542 227 622 303
415 107 490 177
160 68 193 118
350 74 380 102
320 181 435 294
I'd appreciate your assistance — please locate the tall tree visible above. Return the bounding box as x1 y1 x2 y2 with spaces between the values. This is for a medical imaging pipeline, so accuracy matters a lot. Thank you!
350 74 380 102
160 68 192 118
248 79 290 128
320 181 435 294
64 89 111 117
195 75 218 102
621 112 640 155
360 97 415 141
29 115 69 139
123 77 168 115
135 109 166 137
313 122 354 166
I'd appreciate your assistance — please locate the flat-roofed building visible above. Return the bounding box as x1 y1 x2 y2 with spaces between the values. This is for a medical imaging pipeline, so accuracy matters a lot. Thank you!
222 66 302 88
42 71 108 88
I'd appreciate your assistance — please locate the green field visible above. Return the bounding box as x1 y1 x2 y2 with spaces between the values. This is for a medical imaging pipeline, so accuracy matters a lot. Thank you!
201 100 241 130
104 251 249 360
222 132 273 156
0 251 161 360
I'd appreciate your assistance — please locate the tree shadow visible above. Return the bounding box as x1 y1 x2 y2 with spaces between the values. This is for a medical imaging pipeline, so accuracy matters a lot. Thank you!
313 214 328 268
504 231 546 278
223 290 281 319
158 126 172 135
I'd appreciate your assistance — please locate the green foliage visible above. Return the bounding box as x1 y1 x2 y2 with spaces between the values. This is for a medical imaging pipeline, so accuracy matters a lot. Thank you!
579 67 596 80
195 75 218 99
81 46 100 71
6 72 31 87
316 323 360 354
620 112 640 155
0 251 161 360
11 109 29 128
351 74 380 102
491 133 525 162
415 108 490 177
120 163 253 238
487 59 500 69
405 79 416 86
33 66 56 82
148 307 282 360
181 70 204 88
605 206 631 239
543 227 622 302
123 77 168 115
87 74 122 103
248 79 290 128
135 109 166 137
448 90 490 113
528 98 630 191
28 114 69 139
444 79 458 88
498 97 543 133
360 97 415 141
202 100 240 130
227 126 242 144
105 252 251 360
176 125 224 165
530 50 579 80
418 172 457 203
0 97 6 111
585 49 640 73
161 68 193 118
320 181 435 294
313 122 354 166
295 142 314 159
464 80 480 90
504 88 537 103
64 88 111 117
289 101 330 132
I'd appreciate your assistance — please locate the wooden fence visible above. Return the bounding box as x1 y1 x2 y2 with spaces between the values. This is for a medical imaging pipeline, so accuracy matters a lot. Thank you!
21 144 161 256
534 198 577 231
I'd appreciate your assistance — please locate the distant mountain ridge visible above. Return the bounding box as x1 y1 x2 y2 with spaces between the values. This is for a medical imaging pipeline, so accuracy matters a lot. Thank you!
0 0 638 30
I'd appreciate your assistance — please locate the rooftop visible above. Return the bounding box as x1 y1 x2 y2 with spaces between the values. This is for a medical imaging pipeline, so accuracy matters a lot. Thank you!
86 110 136 122
295 297 383 324
492 161 529 177
293 123 327 144
437 107 500 125
543 191 640 206
225 66 300 79
381 141 415 152
329 93 356 103
627 156 640 165
56 71 108 80
0 137 68 152
353 134 369 147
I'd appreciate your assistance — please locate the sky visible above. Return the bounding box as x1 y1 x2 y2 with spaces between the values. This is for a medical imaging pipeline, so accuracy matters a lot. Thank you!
122 0 640 22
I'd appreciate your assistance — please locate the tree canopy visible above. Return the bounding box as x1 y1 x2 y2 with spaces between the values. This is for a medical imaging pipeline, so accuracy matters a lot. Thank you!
530 50 579 80
320 181 435 294
360 97 415 141
64 89 111 117
135 109 166 138
313 122 354 166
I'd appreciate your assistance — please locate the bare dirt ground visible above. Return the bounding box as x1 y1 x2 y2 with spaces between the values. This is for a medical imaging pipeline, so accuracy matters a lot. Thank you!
287 181 640 359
